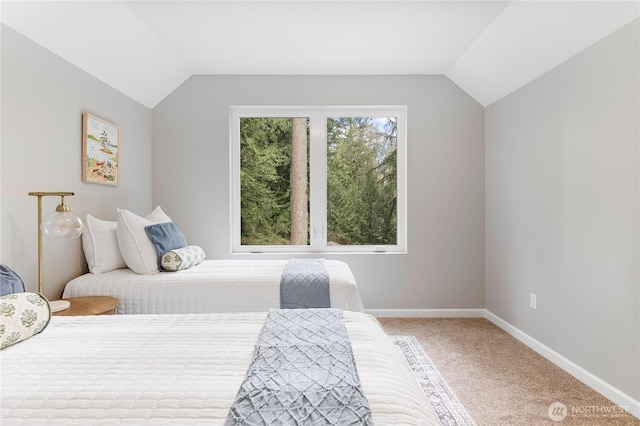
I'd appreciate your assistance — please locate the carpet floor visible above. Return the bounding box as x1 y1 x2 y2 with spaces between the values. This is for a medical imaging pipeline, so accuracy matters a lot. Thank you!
378 317 639 425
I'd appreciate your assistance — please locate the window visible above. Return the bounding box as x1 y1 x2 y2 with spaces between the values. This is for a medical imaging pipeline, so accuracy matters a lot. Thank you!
230 106 406 253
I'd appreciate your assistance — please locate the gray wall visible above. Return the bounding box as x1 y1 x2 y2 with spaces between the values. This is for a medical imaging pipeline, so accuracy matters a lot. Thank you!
152 75 485 310
485 19 639 400
1 25 152 299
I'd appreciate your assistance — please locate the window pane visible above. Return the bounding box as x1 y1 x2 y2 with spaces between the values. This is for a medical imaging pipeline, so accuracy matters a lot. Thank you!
326 117 397 245
240 117 310 245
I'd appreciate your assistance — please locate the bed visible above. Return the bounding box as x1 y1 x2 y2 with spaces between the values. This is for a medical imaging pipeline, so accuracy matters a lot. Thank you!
1 310 440 425
72 208 364 314
63 259 365 314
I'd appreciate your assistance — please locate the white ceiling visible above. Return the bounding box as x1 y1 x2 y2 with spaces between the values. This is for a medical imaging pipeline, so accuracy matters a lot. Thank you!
1 1 638 109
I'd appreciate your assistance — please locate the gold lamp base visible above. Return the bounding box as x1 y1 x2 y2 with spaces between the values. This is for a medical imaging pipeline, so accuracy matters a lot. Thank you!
29 192 83 307
50 299 71 313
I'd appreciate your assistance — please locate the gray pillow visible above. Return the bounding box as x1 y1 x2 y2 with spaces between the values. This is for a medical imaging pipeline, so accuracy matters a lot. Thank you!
0 264 26 296
144 222 188 268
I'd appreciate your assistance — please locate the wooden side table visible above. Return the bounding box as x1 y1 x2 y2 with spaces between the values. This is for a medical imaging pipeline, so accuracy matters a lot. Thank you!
52 296 119 316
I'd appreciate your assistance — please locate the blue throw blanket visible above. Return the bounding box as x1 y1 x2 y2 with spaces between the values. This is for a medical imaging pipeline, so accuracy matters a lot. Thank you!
280 259 330 309
226 309 373 425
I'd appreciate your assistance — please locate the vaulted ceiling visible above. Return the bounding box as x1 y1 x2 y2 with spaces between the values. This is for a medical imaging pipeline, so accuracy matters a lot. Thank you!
2 1 638 109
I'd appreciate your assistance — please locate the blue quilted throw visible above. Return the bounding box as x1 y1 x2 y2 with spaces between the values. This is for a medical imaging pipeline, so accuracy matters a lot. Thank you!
280 259 330 309
226 309 373 425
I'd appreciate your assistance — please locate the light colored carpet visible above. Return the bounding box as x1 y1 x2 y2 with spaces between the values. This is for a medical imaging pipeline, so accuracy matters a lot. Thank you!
379 318 639 426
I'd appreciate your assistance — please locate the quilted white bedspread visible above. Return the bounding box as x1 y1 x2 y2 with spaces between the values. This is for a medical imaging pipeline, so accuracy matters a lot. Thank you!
1 312 440 425
63 259 365 314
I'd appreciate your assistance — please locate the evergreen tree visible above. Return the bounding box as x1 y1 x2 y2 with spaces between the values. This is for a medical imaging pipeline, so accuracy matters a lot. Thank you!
327 117 397 245
240 116 397 246
240 117 292 245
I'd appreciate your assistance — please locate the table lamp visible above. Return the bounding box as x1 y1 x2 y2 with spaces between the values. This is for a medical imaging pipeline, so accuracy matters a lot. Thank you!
28 192 84 312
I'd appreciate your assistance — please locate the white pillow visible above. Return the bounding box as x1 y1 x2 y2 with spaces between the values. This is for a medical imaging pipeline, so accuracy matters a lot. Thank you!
116 206 172 275
82 214 127 274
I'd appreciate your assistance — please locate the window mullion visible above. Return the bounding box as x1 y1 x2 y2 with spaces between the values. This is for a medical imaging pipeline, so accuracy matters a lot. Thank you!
308 113 327 251
230 110 241 252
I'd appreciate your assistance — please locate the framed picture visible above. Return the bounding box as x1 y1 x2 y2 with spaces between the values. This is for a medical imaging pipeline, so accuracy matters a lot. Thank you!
82 113 120 185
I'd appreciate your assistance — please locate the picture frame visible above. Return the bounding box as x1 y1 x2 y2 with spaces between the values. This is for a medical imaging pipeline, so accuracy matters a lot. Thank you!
82 113 120 185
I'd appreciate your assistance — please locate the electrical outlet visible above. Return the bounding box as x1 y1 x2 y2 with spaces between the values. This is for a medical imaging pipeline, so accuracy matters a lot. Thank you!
530 293 537 310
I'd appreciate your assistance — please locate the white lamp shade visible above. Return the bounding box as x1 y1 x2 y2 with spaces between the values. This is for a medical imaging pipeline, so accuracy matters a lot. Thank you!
41 211 84 239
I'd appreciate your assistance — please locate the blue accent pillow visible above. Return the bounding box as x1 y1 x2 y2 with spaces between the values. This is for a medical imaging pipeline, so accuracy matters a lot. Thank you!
144 222 188 269
0 264 26 296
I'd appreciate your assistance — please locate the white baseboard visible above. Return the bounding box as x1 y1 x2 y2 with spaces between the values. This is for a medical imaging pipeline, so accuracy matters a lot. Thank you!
485 310 640 420
366 308 485 318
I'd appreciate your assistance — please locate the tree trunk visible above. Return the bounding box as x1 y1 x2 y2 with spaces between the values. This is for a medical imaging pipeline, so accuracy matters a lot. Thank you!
290 118 308 245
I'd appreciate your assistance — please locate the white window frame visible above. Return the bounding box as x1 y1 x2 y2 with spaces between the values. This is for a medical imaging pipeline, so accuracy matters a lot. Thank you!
230 105 407 254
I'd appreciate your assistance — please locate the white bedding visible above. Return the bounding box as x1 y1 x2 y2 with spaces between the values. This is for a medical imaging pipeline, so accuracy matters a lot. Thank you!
63 259 365 314
1 311 440 425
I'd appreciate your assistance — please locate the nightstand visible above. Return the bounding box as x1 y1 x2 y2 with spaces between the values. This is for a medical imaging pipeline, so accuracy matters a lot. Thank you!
52 296 119 316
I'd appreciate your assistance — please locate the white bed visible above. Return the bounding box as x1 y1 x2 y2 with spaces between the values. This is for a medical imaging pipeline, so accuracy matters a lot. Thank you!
1 311 440 425
63 259 365 314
